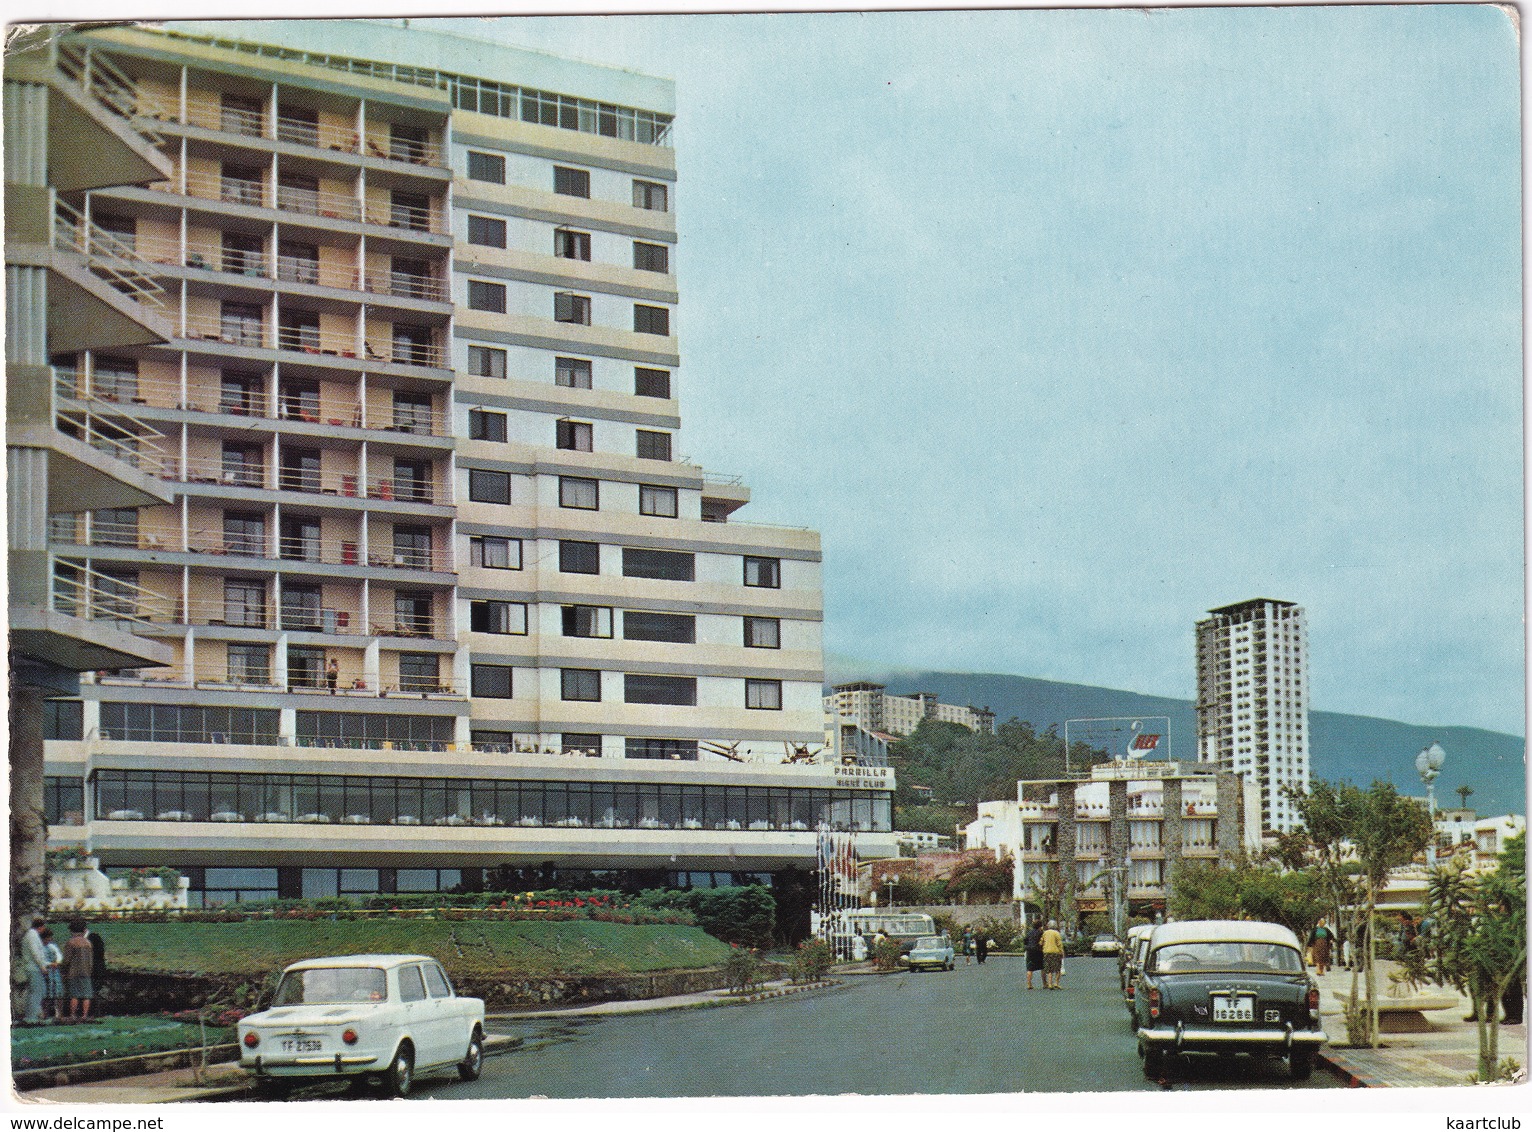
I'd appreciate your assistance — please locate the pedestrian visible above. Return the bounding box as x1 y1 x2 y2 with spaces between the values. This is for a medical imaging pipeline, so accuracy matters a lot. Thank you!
962 929 974 965
975 934 989 964
62 920 95 1022
1041 919 1065 989
20 915 49 1025
1024 920 1045 989
40 928 64 1021
88 924 108 1015
1308 916 1333 976
326 657 339 693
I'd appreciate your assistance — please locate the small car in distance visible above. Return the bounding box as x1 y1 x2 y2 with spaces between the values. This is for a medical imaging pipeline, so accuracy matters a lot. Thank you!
902 935 957 971
1133 920 1325 1081
1091 933 1121 956
239 954 485 1098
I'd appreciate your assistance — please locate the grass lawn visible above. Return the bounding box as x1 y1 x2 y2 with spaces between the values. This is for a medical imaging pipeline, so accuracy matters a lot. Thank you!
12 1016 233 1073
97 920 734 979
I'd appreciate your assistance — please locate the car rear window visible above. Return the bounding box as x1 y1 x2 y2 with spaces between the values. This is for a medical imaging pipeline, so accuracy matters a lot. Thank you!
914 937 942 948
274 967 386 1005
1152 941 1303 974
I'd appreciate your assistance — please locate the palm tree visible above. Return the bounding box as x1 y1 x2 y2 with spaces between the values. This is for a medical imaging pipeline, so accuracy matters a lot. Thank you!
1456 784 1474 810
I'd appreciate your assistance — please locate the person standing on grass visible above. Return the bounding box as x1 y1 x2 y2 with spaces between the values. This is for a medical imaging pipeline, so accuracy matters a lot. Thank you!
62 920 95 1021
20 915 49 1024
1040 919 1065 989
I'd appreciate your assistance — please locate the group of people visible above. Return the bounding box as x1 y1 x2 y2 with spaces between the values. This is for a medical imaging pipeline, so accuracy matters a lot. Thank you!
19 916 106 1025
1023 919 1065 989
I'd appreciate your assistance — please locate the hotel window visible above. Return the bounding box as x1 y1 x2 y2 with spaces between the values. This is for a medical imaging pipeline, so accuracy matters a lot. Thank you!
559 540 600 574
562 605 613 639
556 357 593 389
625 738 697 761
224 579 267 628
471 664 513 699
634 368 671 398
555 292 591 325
555 228 592 261
561 668 602 702
634 305 670 335
467 151 505 183
470 536 521 570
559 476 598 510
90 356 138 401
222 163 265 206
467 215 506 248
624 674 696 706
389 123 429 163
391 190 431 231
276 239 318 284
632 180 668 211
220 93 264 137
399 653 440 692
636 431 672 461
623 611 694 644
563 734 602 757
621 547 693 581
639 485 678 518
470 600 527 635
468 469 511 504
469 409 507 442
554 166 591 198
393 526 432 569
744 617 781 649
224 301 266 348
276 104 318 146
467 345 506 378
222 511 265 556
746 679 783 710
744 556 781 588
468 280 506 313
556 420 593 452
227 643 270 685
633 242 669 273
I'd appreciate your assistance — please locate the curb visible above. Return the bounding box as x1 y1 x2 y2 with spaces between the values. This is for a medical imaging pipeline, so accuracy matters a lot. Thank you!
13 1043 240 1092
491 978 839 1021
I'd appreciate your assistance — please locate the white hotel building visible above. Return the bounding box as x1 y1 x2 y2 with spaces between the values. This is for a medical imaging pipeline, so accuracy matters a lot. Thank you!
16 20 896 904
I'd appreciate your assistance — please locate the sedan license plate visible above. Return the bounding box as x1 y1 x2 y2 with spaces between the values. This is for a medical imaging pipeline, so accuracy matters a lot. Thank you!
1212 995 1255 1023
280 1037 323 1054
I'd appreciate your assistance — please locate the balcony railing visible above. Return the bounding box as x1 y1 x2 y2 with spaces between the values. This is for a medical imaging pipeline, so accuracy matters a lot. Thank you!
52 563 177 629
277 112 359 154
366 478 439 505
164 456 266 489
362 133 445 168
365 339 449 369
277 183 364 223
56 42 169 145
278 605 363 635
180 310 267 349
363 270 447 302
52 368 170 475
363 201 440 234
52 200 169 313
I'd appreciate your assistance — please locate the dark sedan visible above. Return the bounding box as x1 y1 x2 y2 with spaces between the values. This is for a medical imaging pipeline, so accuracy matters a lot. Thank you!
1132 919 1326 1081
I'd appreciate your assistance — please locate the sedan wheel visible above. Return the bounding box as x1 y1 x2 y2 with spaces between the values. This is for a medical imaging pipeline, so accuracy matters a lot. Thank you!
1141 1045 1165 1080
384 1044 414 1098
459 1029 484 1082
1289 1051 1314 1081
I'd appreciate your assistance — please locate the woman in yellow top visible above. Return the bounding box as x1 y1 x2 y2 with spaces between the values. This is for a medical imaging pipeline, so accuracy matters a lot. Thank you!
1040 920 1065 989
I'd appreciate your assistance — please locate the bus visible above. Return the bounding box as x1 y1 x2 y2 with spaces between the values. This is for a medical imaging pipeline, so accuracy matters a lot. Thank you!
830 909 939 955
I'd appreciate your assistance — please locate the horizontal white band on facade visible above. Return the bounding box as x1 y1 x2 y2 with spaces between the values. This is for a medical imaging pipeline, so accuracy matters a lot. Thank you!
455 589 823 622
452 130 677 184
454 521 822 563
453 323 678 368
452 257 678 305
458 456 702 492
453 388 679 430
453 192 676 245
74 683 470 713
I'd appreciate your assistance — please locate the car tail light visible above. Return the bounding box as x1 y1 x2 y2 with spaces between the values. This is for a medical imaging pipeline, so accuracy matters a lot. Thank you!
243 1032 260 1049
1148 986 1161 1019
1125 985 1135 1000
1306 987 1320 1013
342 1029 358 1045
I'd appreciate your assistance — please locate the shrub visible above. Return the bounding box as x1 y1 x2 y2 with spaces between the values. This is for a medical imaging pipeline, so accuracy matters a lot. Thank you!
724 946 761 992
637 885 775 948
789 937 834 983
966 916 1020 952
872 937 905 971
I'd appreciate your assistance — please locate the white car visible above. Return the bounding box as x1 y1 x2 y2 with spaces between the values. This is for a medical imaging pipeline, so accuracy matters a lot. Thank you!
239 954 485 1098
1091 933 1122 955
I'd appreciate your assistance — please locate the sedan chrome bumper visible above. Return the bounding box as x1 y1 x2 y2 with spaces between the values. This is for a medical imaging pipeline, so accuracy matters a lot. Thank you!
1139 1025 1327 1047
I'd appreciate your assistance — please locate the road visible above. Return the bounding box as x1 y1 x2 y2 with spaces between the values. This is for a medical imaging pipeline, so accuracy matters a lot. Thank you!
395 954 1344 1099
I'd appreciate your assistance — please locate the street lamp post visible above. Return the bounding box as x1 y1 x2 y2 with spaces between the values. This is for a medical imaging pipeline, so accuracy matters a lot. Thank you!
1415 742 1446 866
885 873 899 910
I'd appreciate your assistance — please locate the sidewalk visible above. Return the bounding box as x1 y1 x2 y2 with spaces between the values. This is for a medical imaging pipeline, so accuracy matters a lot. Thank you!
1310 963 1528 1088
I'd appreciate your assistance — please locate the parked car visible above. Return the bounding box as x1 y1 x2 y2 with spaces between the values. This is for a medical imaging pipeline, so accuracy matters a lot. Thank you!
239 954 485 1098
902 935 957 971
1091 933 1121 956
1120 924 1155 1026
1132 920 1325 1081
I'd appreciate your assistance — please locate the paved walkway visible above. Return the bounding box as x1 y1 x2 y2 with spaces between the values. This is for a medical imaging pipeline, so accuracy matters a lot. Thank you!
1311 962 1527 1088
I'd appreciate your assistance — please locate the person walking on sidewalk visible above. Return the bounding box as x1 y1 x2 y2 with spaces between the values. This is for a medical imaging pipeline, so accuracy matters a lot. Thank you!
962 929 974 966
1024 922 1044 989
1041 920 1065 989
62 920 95 1022
975 934 989 964
1309 917 1334 976
20 915 49 1025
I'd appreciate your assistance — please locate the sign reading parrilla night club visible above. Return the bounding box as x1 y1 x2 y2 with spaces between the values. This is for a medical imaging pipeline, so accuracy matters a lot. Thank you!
832 765 893 788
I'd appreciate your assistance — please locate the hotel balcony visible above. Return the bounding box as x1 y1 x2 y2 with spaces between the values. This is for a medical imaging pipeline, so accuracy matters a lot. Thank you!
9 561 176 673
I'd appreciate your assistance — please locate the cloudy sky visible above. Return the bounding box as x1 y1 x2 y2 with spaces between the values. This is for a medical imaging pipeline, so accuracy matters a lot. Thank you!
179 6 1526 735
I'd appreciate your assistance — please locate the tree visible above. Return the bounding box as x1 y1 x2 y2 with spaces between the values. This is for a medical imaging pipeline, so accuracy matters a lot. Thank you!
1167 857 1320 934
1455 784 1475 810
946 853 1014 904
1425 832 1526 1081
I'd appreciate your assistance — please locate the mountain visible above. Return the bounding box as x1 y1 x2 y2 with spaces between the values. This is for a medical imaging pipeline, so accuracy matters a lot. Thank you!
825 661 1527 818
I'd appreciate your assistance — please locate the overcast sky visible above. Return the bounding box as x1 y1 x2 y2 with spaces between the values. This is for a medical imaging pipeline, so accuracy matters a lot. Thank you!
176 6 1525 735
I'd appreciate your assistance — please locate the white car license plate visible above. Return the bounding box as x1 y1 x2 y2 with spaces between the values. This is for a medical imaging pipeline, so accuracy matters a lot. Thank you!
280 1037 323 1053
1212 995 1254 1022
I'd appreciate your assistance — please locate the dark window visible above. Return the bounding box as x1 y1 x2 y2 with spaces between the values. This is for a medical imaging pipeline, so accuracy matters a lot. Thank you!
469 409 507 442
276 171 318 213
556 357 593 389
639 485 678 517
470 536 520 569
224 579 267 627
746 679 783 710
44 702 84 742
560 540 599 574
220 93 264 136
227 643 271 684
222 163 265 206
562 734 601 757
222 301 265 347
389 123 430 163
744 616 781 649
562 605 612 638
471 664 513 698
624 674 696 706
468 280 506 313
393 458 433 503
556 420 593 451
633 242 669 273
467 345 506 378
471 600 526 634
392 391 433 434
555 229 591 260
98 704 279 745
561 669 601 702
468 469 511 504
623 611 694 643
560 476 598 510
276 104 318 146
286 644 326 688
554 166 591 198
44 774 85 823
90 356 138 401
276 239 317 284
621 547 693 581
467 215 506 248
277 309 319 352
744 556 781 588
280 380 320 421
223 231 265 275
555 293 591 325
636 431 672 461
467 151 505 183
635 368 671 398
634 305 670 335
625 737 697 761
219 371 261 415
222 442 264 487
393 526 432 569
398 653 439 692
92 508 138 548
632 180 668 211
391 191 430 231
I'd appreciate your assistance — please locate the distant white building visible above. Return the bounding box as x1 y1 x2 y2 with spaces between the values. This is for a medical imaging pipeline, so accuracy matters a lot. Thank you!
825 681 995 766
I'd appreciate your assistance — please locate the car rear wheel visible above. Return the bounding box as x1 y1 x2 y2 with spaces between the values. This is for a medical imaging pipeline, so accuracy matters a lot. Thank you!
459 1028 484 1082
1289 1050 1314 1081
383 1043 414 1098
